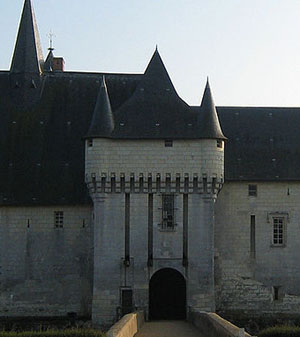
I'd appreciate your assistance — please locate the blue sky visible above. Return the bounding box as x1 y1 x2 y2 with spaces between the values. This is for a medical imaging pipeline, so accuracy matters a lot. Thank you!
1 0 300 106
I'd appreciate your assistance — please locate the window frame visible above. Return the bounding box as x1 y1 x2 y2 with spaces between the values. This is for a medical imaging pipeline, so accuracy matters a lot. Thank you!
248 184 257 197
271 216 286 247
54 211 64 228
159 194 176 231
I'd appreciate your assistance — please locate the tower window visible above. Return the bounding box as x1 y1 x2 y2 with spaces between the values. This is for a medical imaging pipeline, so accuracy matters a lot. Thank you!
160 194 176 231
54 211 64 228
87 139 93 147
248 184 257 196
165 139 173 147
217 140 223 148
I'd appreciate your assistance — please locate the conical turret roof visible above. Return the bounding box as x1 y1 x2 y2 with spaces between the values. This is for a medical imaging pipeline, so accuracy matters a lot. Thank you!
199 79 226 140
10 0 44 74
111 48 191 138
142 47 176 94
86 76 115 138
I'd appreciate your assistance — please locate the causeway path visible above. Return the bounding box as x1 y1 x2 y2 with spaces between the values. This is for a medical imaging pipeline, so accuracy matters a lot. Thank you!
134 320 205 337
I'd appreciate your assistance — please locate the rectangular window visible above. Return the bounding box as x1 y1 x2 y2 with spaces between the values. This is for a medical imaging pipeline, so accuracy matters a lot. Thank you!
217 140 223 148
272 217 285 246
248 184 257 196
87 139 93 147
161 194 175 231
165 139 173 147
54 211 64 228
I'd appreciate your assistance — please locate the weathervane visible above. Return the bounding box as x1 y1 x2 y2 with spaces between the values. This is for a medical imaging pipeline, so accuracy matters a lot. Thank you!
47 30 56 51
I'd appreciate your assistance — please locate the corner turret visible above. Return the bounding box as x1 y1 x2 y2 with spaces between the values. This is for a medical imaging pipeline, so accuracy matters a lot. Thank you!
86 76 115 138
199 78 226 140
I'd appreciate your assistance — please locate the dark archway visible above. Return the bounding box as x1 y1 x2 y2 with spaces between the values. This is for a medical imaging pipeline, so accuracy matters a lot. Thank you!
149 268 186 320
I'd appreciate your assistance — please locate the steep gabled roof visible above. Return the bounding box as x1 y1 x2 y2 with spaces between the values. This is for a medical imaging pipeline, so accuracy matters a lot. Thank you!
10 0 44 74
86 76 115 138
198 79 226 140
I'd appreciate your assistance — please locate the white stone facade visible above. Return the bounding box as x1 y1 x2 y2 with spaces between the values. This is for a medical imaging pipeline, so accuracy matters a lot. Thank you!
215 181 300 314
0 206 93 316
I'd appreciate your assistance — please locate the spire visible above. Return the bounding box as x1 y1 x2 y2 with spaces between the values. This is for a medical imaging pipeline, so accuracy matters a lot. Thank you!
86 76 115 138
10 0 44 74
199 78 226 140
142 48 176 93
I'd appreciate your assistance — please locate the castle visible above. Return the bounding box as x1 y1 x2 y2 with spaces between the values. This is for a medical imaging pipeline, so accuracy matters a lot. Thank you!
1 0 300 327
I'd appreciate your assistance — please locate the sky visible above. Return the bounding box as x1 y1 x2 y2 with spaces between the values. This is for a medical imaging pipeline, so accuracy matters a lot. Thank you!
1 0 300 107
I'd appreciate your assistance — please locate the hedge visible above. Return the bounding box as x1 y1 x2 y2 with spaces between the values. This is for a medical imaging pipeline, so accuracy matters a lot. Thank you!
0 329 105 337
259 326 300 337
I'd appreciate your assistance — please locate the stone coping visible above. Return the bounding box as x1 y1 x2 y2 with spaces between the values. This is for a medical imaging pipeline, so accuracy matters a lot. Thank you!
106 311 144 337
190 311 257 337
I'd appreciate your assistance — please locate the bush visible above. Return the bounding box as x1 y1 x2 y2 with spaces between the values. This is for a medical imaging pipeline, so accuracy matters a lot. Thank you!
0 329 105 337
259 325 300 337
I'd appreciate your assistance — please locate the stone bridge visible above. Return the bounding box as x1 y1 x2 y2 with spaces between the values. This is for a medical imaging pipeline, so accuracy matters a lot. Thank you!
106 311 255 337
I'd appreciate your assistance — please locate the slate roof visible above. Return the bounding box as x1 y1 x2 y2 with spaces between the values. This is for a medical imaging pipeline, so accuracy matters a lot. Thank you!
10 0 44 74
87 76 114 138
1 0 300 206
0 71 141 206
217 106 300 181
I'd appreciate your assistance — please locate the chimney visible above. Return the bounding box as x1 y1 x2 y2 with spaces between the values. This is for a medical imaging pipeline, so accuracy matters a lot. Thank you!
52 57 65 71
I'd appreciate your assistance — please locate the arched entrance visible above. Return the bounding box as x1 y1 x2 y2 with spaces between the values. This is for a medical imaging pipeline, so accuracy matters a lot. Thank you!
149 268 186 320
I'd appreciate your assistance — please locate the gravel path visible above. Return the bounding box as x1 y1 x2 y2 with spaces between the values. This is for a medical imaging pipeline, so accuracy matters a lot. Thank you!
134 320 205 337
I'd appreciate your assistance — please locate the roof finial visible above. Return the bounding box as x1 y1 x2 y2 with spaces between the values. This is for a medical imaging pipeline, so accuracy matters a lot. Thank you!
155 44 158 52
47 30 56 51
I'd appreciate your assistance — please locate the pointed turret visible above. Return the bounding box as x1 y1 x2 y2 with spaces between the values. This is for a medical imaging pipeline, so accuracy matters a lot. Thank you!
199 78 226 140
87 76 115 138
10 0 44 74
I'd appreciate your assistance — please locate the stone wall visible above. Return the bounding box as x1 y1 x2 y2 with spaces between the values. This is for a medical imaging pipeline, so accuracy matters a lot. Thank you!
215 181 300 314
85 138 224 192
0 205 93 316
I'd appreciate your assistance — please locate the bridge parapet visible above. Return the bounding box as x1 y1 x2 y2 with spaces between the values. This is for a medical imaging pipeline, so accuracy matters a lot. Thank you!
106 311 144 337
189 311 256 337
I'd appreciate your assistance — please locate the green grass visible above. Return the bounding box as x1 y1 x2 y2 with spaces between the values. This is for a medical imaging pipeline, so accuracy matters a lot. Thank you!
259 325 300 337
0 329 105 337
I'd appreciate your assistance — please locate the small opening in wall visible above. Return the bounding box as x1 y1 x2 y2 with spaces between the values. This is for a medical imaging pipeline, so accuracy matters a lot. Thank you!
273 286 281 301
87 139 93 147
248 184 257 197
54 211 64 228
165 139 173 147
217 140 223 148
